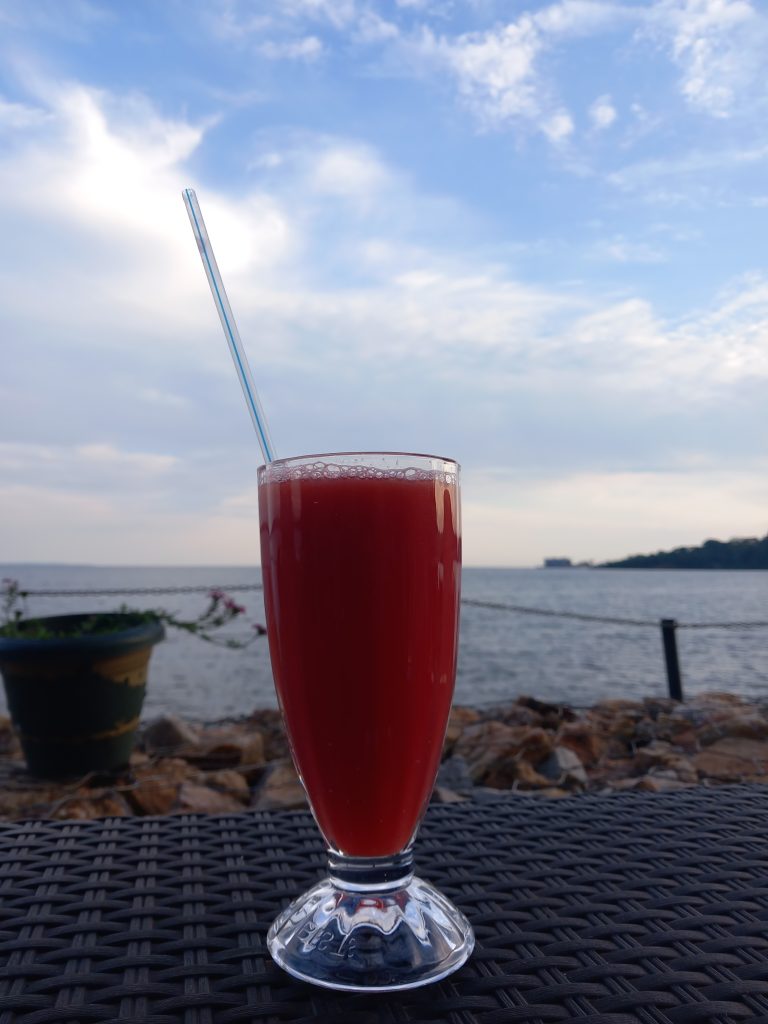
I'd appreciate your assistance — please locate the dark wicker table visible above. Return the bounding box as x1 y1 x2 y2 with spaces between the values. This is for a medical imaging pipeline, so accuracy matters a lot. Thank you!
2 785 768 1023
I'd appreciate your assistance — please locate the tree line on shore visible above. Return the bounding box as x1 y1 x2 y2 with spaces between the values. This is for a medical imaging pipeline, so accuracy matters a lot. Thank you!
603 533 768 569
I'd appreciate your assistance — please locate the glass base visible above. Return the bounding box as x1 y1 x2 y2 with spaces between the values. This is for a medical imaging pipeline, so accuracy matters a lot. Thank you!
267 861 475 992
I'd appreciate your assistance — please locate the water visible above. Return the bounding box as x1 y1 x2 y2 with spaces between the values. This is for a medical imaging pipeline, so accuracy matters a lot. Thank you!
1 565 767 720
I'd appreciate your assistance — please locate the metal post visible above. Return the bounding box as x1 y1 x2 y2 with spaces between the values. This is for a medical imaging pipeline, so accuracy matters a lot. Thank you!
660 618 683 701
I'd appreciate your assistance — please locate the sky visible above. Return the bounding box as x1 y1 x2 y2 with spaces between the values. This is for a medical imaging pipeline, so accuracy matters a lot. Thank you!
1 0 767 567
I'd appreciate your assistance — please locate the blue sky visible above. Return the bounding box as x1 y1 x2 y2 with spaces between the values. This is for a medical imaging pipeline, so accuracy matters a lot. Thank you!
1 0 767 566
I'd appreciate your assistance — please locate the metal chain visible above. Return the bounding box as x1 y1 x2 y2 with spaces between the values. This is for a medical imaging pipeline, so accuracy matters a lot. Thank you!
678 620 768 630
15 585 768 631
20 584 263 597
461 598 657 627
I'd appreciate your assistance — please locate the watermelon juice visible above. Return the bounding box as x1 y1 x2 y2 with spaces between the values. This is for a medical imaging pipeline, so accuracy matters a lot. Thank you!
258 453 461 857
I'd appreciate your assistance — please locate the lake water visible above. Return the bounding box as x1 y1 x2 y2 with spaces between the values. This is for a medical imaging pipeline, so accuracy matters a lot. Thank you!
1 564 767 720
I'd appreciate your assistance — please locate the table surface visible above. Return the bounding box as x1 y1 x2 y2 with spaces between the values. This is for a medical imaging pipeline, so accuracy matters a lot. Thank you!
1 785 768 1024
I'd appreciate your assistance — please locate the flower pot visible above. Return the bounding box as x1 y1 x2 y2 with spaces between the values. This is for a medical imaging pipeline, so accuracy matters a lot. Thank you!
0 613 165 778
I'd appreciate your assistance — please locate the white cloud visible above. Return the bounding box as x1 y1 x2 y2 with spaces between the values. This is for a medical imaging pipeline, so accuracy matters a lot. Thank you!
0 442 178 486
2 71 768 565
464 466 768 565
542 109 574 141
309 144 393 201
354 11 399 42
410 2 634 140
589 93 616 130
594 236 666 263
0 95 51 128
257 35 323 59
646 0 766 117
416 19 546 131
0 78 296 361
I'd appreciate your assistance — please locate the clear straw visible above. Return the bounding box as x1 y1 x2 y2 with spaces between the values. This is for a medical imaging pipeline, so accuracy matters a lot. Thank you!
182 188 276 464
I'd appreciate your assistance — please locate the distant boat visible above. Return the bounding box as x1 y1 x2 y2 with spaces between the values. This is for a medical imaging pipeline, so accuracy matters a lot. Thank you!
543 558 572 568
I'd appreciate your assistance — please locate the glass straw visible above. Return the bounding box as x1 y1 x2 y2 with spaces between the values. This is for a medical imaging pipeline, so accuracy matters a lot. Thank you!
182 188 276 464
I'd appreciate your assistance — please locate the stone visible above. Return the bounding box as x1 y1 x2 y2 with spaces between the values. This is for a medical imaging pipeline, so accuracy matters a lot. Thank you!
251 760 307 811
432 786 469 804
510 759 553 790
444 706 482 748
699 714 768 745
175 782 246 814
587 757 637 787
0 716 21 759
248 710 290 760
537 746 588 786
692 737 768 781
454 722 554 784
516 695 577 723
0 783 60 818
436 756 474 792
180 727 265 770
205 769 250 803
52 791 133 819
471 786 515 802
636 774 693 793
592 699 645 715
142 714 199 753
557 722 607 766
128 757 200 816
632 741 676 773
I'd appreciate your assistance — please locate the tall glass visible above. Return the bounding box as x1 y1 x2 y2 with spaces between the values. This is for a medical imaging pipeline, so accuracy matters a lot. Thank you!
258 452 474 991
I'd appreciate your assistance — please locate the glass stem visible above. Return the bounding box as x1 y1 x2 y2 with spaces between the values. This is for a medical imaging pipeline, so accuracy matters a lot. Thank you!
327 848 415 892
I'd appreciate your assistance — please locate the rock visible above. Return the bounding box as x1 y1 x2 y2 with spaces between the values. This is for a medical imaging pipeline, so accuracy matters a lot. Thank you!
470 786 515 802
510 759 554 789
643 698 680 718
538 746 588 786
52 791 133 819
142 714 199 753
632 741 676 773
693 737 768 781
481 702 543 728
175 782 246 814
128 757 200 816
557 722 607 766
587 757 637 787
251 760 307 810
516 696 577 723
432 786 469 804
699 714 768 745
180 727 265 770
454 722 554 785
205 768 251 803
248 709 290 760
636 774 693 793
444 706 482 748
592 699 645 715
0 783 60 818
0 716 21 759
436 756 474 792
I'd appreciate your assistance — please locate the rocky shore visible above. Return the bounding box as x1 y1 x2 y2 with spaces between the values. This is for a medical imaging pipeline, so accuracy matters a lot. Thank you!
1 691 767 820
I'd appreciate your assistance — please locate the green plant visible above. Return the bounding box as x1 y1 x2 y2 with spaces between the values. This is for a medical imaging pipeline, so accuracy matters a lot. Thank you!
0 578 266 648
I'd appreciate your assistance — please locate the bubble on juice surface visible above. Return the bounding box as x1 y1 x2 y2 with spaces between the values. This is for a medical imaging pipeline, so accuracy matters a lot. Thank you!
266 460 456 486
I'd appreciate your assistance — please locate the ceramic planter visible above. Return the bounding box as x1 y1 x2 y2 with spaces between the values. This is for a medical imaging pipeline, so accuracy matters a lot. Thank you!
0 613 165 778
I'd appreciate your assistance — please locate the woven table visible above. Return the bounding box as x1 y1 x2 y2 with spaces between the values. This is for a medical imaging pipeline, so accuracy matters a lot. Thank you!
1 785 768 1023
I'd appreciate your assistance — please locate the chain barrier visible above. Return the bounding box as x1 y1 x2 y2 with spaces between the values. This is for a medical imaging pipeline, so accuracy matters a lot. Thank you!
460 598 657 628
14 585 768 631
20 584 263 597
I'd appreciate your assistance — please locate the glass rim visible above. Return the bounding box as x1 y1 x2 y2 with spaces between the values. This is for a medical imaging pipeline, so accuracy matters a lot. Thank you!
260 450 459 470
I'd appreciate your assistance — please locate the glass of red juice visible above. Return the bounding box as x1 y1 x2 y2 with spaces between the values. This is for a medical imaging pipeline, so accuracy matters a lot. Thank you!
258 451 474 991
